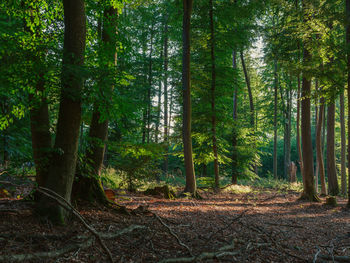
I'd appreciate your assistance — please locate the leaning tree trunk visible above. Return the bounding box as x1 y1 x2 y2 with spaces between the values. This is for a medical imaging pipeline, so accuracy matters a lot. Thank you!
327 102 339 196
39 0 86 223
316 96 327 195
340 91 347 195
209 0 219 189
182 0 196 194
73 7 118 204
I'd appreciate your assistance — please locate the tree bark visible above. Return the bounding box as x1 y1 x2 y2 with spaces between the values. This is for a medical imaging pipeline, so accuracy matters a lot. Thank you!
232 50 238 185
297 74 304 183
147 23 154 144
73 7 118 204
39 0 86 223
273 59 278 179
163 15 169 175
316 96 327 195
340 91 347 195
209 0 219 189
326 102 339 196
182 0 196 194
346 0 350 206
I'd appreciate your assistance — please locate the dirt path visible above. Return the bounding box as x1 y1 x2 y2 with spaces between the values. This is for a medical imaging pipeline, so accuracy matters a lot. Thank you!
0 188 349 262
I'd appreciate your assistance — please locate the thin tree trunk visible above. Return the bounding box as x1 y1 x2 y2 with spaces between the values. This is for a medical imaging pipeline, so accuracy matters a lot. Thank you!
209 0 219 189
297 74 304 183
232 50 238 185
147 23 154 144
240 52 254 127
285 83 291 181
273 59 278 179
154 51 162 144
40 0 86 223
340 91 347 195
182 0 196 194
316 96 327 195
163 15 169 175
314 80 319 192
327 102 339 196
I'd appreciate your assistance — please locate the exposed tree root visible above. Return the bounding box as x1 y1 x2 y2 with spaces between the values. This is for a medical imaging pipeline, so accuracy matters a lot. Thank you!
0 225 147 263
298 191 320 202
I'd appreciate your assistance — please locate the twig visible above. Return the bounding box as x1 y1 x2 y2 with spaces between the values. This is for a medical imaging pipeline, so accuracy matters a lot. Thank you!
203 210 247 247
264 222 304 228
153 213 193 256
313 246 322 263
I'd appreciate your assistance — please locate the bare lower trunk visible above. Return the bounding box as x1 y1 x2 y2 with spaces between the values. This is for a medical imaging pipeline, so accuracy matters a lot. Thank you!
327 102 339 196
297 75 304 183
316 97 327 195
39 0 86 223
209 0 219 189
182 0 196 194
273 59 278 179
232 51 238 185
340 91 347 195
163 16 169 175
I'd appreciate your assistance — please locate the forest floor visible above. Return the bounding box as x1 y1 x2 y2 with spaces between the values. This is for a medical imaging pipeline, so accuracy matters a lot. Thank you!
0 184 349 263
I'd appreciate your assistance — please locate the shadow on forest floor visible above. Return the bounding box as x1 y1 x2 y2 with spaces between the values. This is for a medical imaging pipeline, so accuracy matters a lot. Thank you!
0 185 349 262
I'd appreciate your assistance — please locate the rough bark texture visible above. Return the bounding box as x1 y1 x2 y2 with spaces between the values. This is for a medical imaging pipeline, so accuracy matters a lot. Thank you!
340 91 347 195
348 0 350 206
182 0 196 194
316 97 327 195
273 59 278 179
39 0 86 223
209 0 219 189
326 102 339 196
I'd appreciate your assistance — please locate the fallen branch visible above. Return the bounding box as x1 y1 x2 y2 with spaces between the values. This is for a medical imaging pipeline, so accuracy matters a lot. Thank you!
159 243 239 263
37 186 114 262
264 222 303 228
153 213 193 256
0 225 146 263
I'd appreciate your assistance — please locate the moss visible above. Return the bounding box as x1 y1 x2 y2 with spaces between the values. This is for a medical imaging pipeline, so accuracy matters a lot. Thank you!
143 185 176 199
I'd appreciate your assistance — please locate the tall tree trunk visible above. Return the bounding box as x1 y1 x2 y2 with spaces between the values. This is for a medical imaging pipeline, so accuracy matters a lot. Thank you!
232 50 238 185
314 80 319 192
273 59 278 179
327 102 339 196
209 0 219 189
300 1 317 200
155 50 162 144
297 74 304 183
285 83 291 181
73 7 117 204
2 126 9 169
346 0 350 206
182 0 196 194
316 96 327 195
163 15 169 175
240 52 257 175
340 91 347 195
39 0 86 223
147 23 154 144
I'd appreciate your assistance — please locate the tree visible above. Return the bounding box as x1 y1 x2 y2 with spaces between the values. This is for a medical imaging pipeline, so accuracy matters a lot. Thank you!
39 0 86 223
316 95 327 195
340 91 347 196
182 0 196 194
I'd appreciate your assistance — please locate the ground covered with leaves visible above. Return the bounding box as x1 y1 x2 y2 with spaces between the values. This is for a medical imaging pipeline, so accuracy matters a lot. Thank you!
0 184 349 262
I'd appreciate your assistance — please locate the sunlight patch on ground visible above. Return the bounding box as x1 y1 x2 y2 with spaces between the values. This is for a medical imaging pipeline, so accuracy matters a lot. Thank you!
223 184 253 194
